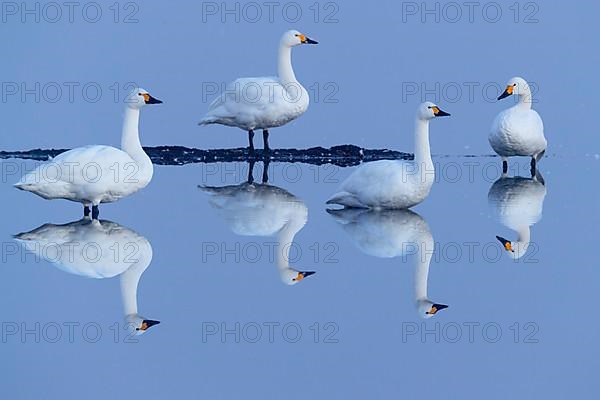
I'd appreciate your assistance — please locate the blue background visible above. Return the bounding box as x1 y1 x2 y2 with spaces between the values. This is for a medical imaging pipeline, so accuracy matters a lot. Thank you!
1 1 599 399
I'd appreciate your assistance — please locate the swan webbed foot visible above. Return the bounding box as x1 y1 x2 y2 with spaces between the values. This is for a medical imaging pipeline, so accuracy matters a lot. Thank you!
263 130 270 153
83 205 91 217
91 205 99 220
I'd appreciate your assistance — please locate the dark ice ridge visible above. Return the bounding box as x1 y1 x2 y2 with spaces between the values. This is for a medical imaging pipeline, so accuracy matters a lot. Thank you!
0 145 413 167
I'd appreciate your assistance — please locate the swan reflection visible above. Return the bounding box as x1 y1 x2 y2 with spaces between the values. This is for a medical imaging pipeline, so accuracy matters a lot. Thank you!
327 208 448 318
14 218 160 334
488 172 547 259
200 160 315 285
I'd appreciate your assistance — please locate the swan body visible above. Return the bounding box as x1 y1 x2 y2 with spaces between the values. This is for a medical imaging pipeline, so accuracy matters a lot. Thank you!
14 218 160 334
488 174 547 259
490 77 547 169
201 168 315 285
200 76 309 131
199 30 318 150
14 88 162 216
327 208 448 318
327 102 450 209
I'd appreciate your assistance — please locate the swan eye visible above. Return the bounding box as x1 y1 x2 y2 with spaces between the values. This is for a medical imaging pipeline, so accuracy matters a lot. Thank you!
137 92 142 96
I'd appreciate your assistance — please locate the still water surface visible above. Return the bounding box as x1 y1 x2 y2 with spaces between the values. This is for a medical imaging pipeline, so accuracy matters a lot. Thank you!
1 154 598 398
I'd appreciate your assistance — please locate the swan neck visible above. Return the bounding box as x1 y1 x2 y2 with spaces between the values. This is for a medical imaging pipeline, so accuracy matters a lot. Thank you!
276 217 303 269
414 118 433 169
120 253 152 317
414 234 434 300
122 107 142 153
516 226 531 243
278 45 297 84
517 88 533 110
121 107 152 175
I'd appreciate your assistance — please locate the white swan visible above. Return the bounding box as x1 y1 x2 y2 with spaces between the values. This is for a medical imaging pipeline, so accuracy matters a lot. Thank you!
327 208 448 318
490 77 547 174
200 162 315 285
199 30 318 152
488 173 547 259
14 88 162 219
14 218 160 334
327 102 450 209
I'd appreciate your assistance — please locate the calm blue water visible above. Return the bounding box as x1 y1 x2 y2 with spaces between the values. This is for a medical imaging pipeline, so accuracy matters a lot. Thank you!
1 154 598 399
2 0 599 398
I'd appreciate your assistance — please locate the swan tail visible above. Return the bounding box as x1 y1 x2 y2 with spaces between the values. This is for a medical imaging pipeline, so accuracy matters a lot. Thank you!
14 172 39 191
14 170 71 200
198 185 238 196
326 192 367 208
198 185 221 193
326 208 366 224
198 116 218 126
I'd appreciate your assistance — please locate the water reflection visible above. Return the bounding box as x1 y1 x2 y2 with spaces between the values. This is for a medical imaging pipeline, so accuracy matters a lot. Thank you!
14 218 160 334
488 172 547 259
327 208 448 318
200 160 316 285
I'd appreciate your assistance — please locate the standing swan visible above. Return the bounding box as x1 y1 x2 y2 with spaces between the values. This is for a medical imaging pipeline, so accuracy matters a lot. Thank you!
327 102 450 209
490 77 547 175
14 88 162 219
199 30 318 153
327 209 448 318
14 218 160 334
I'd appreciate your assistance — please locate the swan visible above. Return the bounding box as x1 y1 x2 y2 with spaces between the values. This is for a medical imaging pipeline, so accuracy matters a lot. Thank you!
326 102 450 209
198 30 318 152
200 161 315 285
14 218 160 334
14 88 163 219
327 208 448 318
490 77 547 175
488 172 547 260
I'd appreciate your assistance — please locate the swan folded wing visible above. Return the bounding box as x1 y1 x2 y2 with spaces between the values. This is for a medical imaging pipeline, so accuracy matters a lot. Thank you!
15 145 138 198
201 77 303 129
339 161 416 206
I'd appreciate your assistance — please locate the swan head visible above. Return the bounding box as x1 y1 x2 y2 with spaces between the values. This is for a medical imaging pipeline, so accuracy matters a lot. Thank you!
418 101 451 120
281 30 318 47
498 77 529 100
126 314 161 336
126 87 163 109
496 235 530 259
280 268 316 285
416 299 449 319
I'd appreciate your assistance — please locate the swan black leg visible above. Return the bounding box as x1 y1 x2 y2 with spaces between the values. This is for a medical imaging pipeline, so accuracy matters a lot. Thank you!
530 157 536 177
248 130 255 154
262 158 270 184
502 160 508 174
91 205 99 220
83 205 91 217
263 130 270 153
247 160 256 184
